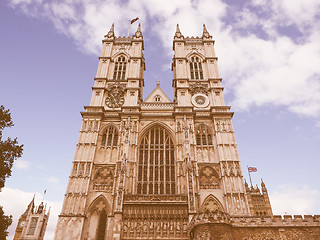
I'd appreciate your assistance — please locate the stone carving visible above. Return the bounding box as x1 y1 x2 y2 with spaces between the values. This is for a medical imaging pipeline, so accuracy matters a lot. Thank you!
201 195 224 213
199 166 220 189
93 166 114 192
105 82 126 108
189 82 209 96
122 204 188 239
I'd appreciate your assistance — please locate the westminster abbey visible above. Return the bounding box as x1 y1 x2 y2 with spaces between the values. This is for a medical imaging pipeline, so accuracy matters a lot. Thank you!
51 24 320 240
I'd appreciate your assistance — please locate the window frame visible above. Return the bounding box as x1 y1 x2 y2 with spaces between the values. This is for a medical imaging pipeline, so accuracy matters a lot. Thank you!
189 56 204 80
113 56 127 80
137 125 176 195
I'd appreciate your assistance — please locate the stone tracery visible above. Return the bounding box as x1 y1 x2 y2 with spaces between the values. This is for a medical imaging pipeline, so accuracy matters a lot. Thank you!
93 166 114 192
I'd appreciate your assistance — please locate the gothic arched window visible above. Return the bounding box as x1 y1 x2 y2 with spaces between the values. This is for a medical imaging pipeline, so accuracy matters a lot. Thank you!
101 125 118 147
113 56 127 80
196 125 213 146
137 125 175 195
190 56 203 80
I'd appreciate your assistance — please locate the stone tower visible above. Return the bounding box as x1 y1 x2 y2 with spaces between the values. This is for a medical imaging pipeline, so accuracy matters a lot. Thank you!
245 179 273 217
13 196 49 240
53 23 320 240
53 23 250 240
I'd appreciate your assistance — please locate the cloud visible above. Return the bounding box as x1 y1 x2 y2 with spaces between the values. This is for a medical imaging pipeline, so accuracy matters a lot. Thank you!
14 160 31 170
0 187 62 240
6 0 320 121
269 185 320 215
46 176 59 183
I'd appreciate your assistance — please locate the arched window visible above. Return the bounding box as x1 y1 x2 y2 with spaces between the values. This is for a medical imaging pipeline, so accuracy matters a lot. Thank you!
96 210 107 240
113 56 127 80
190 56 203 80
137 125 175 195
154 95 161 102
196 125 213 146
101 126 118 147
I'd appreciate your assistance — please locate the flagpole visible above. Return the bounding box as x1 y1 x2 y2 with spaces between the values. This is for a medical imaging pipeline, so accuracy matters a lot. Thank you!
127 20 131 37
247 165 253 186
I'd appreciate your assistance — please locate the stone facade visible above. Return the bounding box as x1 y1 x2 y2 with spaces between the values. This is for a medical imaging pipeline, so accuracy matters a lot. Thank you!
52 23 320 240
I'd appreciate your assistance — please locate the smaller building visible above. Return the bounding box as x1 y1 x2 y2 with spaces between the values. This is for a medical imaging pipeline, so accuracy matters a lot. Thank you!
13 196 50 240
245 179 273 217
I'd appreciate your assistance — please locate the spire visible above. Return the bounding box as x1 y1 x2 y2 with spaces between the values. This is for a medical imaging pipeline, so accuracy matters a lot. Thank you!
261 179 268 193
133 23 143 39
244 179 249 190
105 23 115 39
22 195 35 216
202 23 212 39
174 23 184 39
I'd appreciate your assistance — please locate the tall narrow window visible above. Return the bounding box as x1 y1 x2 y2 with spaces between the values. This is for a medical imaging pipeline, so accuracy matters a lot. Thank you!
196 124 213 146
113 56 127 80
101 126 118 147
96 210 107 240
138 125 175 194
190 56 203 80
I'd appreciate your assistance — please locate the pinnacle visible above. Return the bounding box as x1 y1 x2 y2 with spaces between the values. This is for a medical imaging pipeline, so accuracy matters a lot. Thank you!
105 23 115 38
203 23 208 33
133 23 143 39
110 23 114 32
176 24 181 33
202 23 211 38
174 23 184 39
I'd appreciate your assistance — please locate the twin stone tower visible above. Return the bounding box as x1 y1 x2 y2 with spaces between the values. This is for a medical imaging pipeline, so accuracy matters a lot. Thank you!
47 24 319 240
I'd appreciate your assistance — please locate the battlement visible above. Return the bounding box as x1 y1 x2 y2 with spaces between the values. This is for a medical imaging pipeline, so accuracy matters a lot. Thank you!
231 215 320 227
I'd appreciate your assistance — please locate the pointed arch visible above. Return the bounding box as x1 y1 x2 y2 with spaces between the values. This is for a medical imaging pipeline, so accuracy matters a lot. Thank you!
187 53 204 80
139 121 176 144
85 195 110 240
100 124 119 148
201 194 224 213
137 123 176 194
186 51 205 61
111 51 130 62
111 53 129 80
86 195 110 215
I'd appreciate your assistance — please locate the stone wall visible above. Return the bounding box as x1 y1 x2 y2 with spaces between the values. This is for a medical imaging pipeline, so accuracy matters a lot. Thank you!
190 215 320 240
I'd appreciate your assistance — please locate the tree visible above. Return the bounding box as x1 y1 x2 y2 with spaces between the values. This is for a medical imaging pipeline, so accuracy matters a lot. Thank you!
0 206 12 240
0 105 23 239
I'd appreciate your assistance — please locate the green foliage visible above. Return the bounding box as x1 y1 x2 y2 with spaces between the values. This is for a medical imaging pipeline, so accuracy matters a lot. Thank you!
0 105 23 239
0 206 12 239
0 105 23 189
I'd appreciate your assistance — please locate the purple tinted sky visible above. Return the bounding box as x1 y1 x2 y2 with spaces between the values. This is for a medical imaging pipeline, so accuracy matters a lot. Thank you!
1 0 320 239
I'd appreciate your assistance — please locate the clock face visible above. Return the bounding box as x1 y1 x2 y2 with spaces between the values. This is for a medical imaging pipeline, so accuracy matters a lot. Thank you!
195 96 206 105
105 93 125 108
20 221 26 227
191 93 209 108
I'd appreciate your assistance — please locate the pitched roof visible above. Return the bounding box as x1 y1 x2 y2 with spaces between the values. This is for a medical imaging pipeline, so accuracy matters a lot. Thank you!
144 81 172 103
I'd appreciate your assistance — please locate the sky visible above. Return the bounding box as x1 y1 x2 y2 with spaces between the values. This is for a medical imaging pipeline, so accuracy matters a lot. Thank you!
0 0 320 239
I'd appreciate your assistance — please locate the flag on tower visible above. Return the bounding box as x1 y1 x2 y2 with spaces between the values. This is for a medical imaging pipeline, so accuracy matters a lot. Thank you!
248 166 257 172
130 17 139 24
